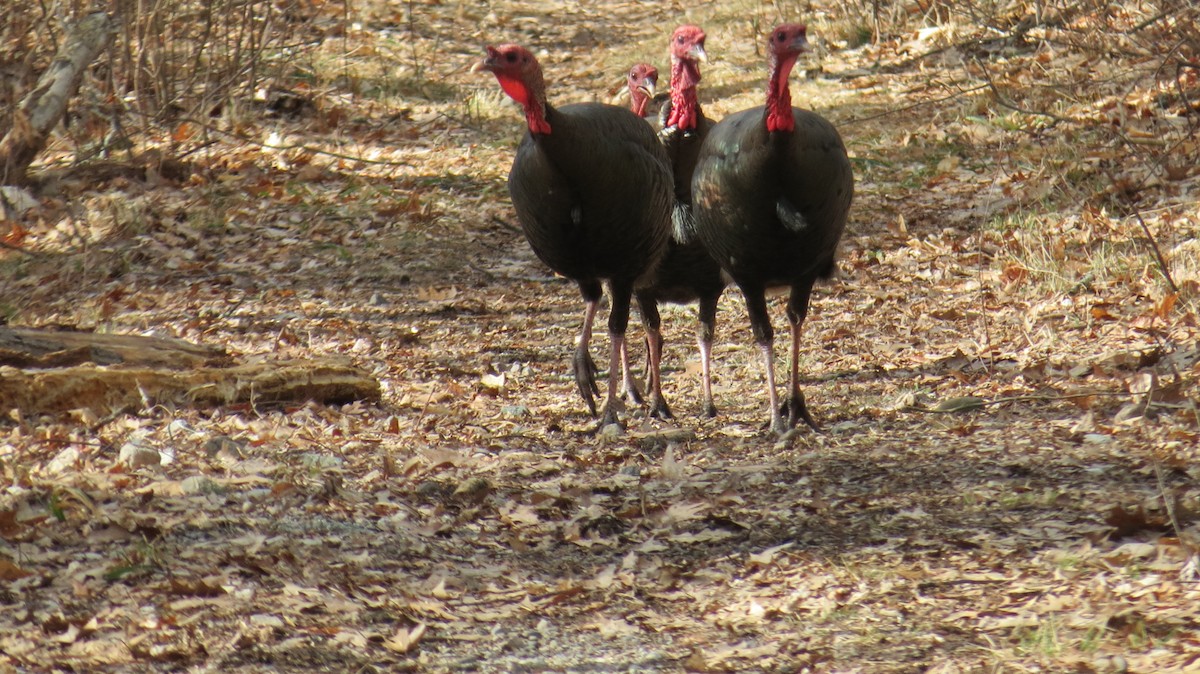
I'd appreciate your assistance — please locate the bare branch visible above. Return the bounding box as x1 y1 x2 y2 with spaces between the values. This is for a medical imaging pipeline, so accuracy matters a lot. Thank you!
0 12 113 185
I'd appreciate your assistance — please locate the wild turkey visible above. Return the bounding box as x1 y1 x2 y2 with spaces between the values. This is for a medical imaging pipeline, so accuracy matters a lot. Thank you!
626 25 728 419
476 44 673 428
691 24 854 434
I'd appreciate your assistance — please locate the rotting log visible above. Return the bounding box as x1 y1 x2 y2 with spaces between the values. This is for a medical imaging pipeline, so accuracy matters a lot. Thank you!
0 12 114 185
0 327 382 415
0 326 227 369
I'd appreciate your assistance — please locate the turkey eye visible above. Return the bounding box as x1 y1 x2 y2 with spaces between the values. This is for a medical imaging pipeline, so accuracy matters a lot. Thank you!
506 52 517 62
676 35 685 43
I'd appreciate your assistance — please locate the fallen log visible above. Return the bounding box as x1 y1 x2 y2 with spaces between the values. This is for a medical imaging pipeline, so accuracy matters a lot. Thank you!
0 326 226 369
0 327 381 415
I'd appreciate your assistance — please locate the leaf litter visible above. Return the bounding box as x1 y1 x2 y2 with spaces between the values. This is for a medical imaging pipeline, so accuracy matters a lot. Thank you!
3 0 1200 671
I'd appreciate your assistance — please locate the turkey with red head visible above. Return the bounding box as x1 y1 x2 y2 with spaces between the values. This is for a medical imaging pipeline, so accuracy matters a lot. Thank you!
691 24 854 434
625 63 658 119
476 44 673 429
624 25 728 420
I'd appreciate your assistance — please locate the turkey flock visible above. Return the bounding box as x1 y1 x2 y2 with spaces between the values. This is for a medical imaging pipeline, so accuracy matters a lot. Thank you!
475 22 854 437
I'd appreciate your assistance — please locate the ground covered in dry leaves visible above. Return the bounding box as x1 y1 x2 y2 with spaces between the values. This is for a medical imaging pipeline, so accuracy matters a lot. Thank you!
3 0 1200 672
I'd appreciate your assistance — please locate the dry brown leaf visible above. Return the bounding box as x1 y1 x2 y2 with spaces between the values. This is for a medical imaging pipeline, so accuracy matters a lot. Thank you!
0 559 33 581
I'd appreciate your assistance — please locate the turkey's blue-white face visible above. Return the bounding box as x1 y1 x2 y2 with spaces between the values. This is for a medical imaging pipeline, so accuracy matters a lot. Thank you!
768 24 809 59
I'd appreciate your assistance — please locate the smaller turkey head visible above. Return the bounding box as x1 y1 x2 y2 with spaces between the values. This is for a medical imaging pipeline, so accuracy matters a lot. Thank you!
626 63 659 118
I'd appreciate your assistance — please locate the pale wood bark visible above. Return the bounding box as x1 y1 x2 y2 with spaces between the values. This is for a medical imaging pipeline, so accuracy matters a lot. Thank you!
0 326 226 369
0 327 382 415
0 12 114 185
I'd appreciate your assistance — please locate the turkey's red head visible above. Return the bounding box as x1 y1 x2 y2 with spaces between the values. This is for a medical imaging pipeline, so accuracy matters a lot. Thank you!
665 24 707 131
477 44 551 134
627 63 658 117
765 24 809 133
767 24 809 61
670 25 707 65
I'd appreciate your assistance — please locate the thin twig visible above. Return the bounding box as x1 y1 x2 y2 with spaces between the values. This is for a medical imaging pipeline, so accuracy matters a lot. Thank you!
974 57 1070 125
126 109 415 168
906 390 1129 414
1101 167 1180 294
838 83 989 128
489 215 520 233
0 240 45 257
1152 461 1198 557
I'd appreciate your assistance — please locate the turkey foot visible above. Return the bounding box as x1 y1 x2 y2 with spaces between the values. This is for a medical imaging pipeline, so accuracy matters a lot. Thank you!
779 391 819 432
620 342 645 406
598 404 623 430
573 347 600 416
646 393 673 420
622 378 645 406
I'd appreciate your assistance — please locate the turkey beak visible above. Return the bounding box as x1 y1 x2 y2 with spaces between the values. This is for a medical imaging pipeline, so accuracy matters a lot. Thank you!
689 44 708 63
791 34 811 53
472 46 499 73
636 79 656 100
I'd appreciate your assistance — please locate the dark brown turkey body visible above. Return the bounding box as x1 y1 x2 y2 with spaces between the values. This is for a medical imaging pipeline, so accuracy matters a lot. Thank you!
479 44 673 429
508 103 671 289
691 24 854 434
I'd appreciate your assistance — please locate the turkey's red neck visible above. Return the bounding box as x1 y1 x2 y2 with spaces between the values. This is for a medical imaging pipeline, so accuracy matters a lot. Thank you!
765 54 797 133
666 58 702 130
496 72 552 135
631 90 651 117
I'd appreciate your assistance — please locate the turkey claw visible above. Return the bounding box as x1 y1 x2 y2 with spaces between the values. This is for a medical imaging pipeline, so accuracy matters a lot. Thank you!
573 348 600 416
646 394 673 420
778 392 819 433
621 373 645 407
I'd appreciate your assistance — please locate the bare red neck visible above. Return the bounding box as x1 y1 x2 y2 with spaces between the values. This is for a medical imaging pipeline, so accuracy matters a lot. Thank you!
631 89 651 117
665 58 702 130
496 72 552 135
765 53 798 133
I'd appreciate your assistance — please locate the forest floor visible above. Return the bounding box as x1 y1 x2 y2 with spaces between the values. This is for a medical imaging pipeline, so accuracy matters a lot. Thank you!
3 0 1200 672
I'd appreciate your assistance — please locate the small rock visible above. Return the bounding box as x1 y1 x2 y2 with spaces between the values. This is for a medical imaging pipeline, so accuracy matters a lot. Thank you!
250 614 285 628
205 436 246 461
181 476 224 495
501 405 531 418
0 186 39 218
598 423 623 441
1093 655 1128 673
166 420 198 437
453 477 491 504
119 443 160 469
45 447 81 475
301 453 344 470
